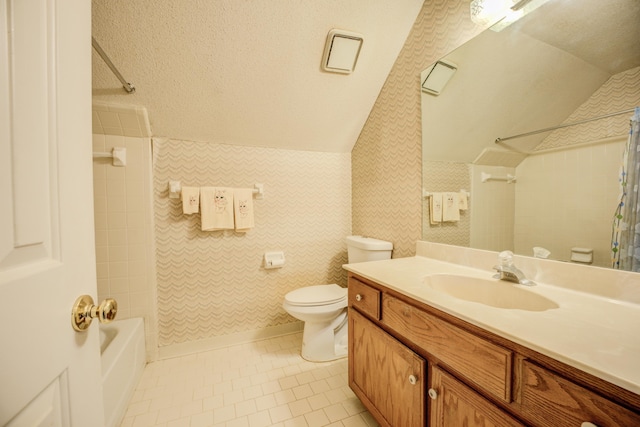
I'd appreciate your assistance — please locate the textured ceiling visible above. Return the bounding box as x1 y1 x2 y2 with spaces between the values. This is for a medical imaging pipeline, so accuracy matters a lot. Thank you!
91 0 424 152
516 0 640 75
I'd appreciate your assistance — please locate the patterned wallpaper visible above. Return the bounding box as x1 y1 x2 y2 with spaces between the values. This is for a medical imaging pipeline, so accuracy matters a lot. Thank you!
536 66 640 151
152 139 351 347
351 0 485 258
422 161 471 247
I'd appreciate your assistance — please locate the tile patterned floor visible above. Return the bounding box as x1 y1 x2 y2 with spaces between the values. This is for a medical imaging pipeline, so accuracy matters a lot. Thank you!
120 332 379 427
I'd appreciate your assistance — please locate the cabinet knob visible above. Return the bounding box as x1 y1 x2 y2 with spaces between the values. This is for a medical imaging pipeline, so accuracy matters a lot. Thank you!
355 294 363 302
428 388 438 400
581 423 598 427
408 375 417 385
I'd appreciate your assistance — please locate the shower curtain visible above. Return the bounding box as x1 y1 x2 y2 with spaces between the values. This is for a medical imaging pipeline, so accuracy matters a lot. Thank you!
611 107 640 271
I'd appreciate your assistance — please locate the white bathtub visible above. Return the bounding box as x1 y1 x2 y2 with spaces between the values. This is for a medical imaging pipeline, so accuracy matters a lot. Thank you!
100 318 146 427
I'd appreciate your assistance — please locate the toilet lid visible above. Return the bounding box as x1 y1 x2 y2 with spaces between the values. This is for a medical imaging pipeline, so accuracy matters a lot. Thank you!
284 284 347 306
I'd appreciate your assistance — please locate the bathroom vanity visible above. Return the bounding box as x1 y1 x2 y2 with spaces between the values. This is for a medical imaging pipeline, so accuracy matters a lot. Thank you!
345 244 640 427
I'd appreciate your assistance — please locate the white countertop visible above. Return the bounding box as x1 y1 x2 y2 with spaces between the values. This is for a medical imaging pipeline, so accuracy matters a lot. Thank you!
344 255 640 395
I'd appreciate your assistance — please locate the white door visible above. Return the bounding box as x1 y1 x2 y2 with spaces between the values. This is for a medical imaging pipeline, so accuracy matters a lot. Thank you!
0 0 103 426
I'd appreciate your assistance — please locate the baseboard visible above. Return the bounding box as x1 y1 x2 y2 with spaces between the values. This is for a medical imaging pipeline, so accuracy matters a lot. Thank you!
156 321 304 360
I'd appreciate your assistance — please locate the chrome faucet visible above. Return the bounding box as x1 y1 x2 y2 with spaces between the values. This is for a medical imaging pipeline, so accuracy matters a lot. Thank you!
493 251 535 286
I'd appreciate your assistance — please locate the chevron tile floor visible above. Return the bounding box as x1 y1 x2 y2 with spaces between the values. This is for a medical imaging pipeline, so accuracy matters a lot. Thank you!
119 332 379 427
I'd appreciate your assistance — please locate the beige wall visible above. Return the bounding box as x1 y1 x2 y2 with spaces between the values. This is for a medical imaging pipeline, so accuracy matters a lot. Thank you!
514 141 624 266
152 139 351 349
351 0 485 258
470 165 516 252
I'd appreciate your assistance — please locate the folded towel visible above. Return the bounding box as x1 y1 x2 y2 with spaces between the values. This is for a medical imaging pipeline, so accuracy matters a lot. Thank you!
458 191 468 211
200 187 235 231
181 186 200 214
234 188 255 232
430 193 443 225
443 192 460 222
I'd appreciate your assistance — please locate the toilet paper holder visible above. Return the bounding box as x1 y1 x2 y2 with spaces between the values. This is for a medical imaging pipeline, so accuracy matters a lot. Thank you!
264 251 285 269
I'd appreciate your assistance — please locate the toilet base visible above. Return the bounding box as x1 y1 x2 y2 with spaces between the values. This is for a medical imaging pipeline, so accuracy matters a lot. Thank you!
300 309 348 362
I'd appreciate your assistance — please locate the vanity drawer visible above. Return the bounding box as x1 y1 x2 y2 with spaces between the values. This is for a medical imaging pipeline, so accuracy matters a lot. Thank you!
518 360 640 427
382 294 512 403
348 277 381 320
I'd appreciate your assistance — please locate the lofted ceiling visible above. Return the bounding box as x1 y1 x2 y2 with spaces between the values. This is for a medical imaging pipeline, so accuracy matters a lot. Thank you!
91 0 425 153
421 0 640 163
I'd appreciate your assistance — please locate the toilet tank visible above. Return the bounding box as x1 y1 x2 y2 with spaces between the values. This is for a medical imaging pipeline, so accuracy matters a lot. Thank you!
345 236 393 263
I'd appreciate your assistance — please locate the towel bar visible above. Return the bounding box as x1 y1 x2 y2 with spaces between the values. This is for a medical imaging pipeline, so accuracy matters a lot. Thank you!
423 189 470 199
481 172 516 183
168 181 265 199
92 147 126 166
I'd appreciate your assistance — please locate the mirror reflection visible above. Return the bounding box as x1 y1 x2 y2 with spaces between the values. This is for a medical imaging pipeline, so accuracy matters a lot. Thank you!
421 0 640 268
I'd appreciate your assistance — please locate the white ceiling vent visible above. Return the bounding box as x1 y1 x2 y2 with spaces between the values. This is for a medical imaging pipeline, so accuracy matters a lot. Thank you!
321 29 363 74
421 60 457 96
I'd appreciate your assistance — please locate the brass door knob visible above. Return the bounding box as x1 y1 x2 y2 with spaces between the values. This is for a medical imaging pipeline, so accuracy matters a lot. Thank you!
71 295 118 332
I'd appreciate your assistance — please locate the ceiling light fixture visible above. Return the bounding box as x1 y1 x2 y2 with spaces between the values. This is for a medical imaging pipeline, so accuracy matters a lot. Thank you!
470 0 550 31
470 0 515 26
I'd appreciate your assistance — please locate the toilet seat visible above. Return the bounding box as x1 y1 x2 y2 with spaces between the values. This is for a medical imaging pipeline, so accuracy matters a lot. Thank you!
284 284 346 307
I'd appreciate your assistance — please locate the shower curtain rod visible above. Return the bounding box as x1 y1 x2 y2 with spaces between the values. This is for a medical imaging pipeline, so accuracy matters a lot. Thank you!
495 108 635 143
92 36 135 94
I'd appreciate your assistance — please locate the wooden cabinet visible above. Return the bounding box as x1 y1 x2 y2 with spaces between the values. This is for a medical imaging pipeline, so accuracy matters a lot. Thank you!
516 360 640 427
382 293 512 403
349 309 425 427
430 366 524 427
347 273 640 427
348 276 381 320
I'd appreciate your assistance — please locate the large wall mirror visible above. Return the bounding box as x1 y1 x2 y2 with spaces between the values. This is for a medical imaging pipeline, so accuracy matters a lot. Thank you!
421 0 640 268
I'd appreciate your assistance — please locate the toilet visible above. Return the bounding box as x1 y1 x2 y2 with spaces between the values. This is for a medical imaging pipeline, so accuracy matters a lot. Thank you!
283 236 393 362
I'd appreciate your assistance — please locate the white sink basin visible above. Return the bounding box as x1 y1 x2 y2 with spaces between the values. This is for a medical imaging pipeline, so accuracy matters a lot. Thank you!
423 274 559 312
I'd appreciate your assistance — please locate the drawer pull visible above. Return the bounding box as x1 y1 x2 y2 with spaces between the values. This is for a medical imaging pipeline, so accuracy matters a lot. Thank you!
428 388 438 400
408 375 417 385
355 294 363 302
581 423 598 427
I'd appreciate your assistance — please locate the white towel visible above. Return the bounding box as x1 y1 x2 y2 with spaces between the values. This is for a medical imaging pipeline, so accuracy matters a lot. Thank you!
181 186 200 214
234 188 255 232
458 191 468 211
430 193 443 225
443 192 460 222
200 187 234 231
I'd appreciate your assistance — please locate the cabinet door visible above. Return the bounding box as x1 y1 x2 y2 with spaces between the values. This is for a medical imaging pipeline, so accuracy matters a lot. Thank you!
349 309 425 427
430 366 524 427
382 294 512 403
518 360 640 427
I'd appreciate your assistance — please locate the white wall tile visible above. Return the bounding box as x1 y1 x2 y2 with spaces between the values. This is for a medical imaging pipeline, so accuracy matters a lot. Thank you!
92 133 157 360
